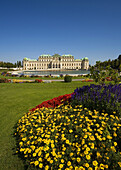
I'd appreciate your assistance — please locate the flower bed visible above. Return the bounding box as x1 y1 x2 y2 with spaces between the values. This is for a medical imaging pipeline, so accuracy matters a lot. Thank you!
15 85 121 169
71 84 121 117
35 79 43 83
12 79 34 83
81 79 93 82
30 93 72 112
16 104 121 169
0 78 11 83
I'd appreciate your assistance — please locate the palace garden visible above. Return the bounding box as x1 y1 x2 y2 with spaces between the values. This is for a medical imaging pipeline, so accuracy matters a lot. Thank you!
0 70 121 169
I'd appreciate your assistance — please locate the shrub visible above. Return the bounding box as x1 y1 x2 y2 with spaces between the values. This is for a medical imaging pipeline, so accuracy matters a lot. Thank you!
0 78 11 83
64 75 72 82
71 84 121 117
16 104 121 169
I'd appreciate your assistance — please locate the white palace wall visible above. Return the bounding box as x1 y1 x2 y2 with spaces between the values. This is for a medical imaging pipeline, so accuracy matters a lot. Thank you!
23 54 89 70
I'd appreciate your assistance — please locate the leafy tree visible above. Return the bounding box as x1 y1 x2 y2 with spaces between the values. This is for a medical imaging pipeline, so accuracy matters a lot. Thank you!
90 65 120 85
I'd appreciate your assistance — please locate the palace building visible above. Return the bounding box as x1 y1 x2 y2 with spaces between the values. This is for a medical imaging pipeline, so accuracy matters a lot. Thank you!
23 54 89 70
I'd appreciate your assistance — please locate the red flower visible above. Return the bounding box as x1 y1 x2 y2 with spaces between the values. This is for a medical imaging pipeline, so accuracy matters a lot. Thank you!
29 93 73 111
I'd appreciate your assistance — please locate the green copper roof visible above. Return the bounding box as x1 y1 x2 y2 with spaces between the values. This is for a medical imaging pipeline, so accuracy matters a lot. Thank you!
23 58 28 60
23 58 37 61
62 54 73 57
83 57 89 60
40 54 51 57
75 59 82 61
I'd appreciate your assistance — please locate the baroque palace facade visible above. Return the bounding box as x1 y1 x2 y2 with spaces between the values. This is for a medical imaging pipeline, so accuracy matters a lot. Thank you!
23 54 89 70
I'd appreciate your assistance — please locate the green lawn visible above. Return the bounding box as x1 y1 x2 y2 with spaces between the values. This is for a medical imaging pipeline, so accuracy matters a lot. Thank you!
0 81 94 170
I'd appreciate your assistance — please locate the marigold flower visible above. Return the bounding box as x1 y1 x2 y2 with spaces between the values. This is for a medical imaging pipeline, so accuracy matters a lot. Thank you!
85 163 89 168
77 157 81 162
69 129 73 133
92 160 98 166
34 161 39 166
107 135 112 139
45 165 49 170
118 162 121 167
88 168 93 170
86 155 91 160
67 161 71 166
59 164 64 168
70 152 73 156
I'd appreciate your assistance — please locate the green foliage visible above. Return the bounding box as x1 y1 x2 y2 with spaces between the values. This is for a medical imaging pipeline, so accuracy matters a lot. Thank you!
0 60 22 68
90 65 120 85
64 75 72 82
93 54 121 70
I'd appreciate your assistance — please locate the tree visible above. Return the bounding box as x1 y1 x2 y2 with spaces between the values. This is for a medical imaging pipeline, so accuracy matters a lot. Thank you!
118 55 121 64
90 65 120 85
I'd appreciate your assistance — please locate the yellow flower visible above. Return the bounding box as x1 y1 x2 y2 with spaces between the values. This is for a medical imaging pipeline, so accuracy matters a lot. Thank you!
88 168 93 170
47 157 51 161
30 145 35 151
59 164 64 168
67 161 71 166
84 150 88 155
69 129 73 133
111 146 116 152
22 137 26 141
92 160 98 166
113 132 117 137
34 161 39 166
85 163 89 168
89 136 95 141
107 135 112 139
38 157 42 162
33 152 36 157
84 135 88 139
38 151 42 156
86 155 91 160
118 162 121 167
97 152 101 157
61 159 64 163
50 160 53 164
70 152 74 156
86 147 90 151
105 165 108 169
39 163 43 168
99 163 104 169
66 140 69 144
45 165 49 170
77 157 81 162
51 143 55 148
95 167 98 170
19 142 23 146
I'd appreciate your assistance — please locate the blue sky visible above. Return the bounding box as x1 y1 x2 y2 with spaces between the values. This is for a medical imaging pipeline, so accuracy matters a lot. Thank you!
0 0 121 65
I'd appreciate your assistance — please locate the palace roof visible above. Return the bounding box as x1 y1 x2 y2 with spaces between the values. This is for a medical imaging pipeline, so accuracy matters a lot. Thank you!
23 58 37 61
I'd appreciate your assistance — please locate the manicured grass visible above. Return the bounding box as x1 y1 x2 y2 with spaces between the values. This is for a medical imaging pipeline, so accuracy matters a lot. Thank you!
0 81 95 170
